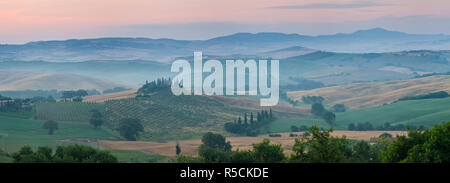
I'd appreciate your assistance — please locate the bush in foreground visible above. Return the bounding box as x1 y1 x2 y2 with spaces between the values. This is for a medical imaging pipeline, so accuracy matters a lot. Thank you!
11 144 118 163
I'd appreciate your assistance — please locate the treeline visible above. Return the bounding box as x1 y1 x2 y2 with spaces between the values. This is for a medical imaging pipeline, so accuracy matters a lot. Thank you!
348 122 424 131
0 89 100 100
10 144 118 163
137 77 171 95
398 91 449 101
224 109 273 136
175 122 450 163
103 87 131 94
61 89 90 101
290 125 308 132
0 96 33 113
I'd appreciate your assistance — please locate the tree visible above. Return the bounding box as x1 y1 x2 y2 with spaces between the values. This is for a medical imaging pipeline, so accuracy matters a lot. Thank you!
47 95 56 102
331 104 346 112
244 113 248 127
311 103 325 116
230 150 256 163
200 132 231 151
198 132 232 163
12 144 118 163
43 120 58 135
379 133 392 138
290 126 350 163
176 143 181 156
352 141 371 162
73 96 83 102
89 109 104 128
61 91 75 101
381 122 449 163
322 111 336 125
348 123 356 131
252 139 285 163
118 118 144 141
250 112 254 125
75 90 89 97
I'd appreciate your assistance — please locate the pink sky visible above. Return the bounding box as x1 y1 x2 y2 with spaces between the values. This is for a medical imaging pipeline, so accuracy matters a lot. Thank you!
1 0 450 43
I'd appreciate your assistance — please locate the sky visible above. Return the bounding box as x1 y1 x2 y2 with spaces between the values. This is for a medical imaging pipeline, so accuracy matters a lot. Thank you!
1 0 450 44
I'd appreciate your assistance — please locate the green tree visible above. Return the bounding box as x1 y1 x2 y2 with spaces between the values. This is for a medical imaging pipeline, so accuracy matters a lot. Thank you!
379 133 393 138
89 109 104 128
176 143 181 156
252 139 285 163
311 103 325 116
322 111 336 125
43 120 58 135
331 104 346 112
200 132 231 151
381 122 449 163
198 132 232 163
118 118 144 141
12 144 118 163
290 126 350 163
61 91 75 101
352 141 371 162
75 90 89 97
230 150 256 163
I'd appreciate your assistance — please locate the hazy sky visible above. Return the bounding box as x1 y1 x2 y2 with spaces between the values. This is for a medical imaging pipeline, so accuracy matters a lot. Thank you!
1 0 450 43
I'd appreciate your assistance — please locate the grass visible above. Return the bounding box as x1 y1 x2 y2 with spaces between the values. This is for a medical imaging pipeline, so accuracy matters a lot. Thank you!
0 111 34 119
335 97 450 128
34 101 104 122
109 150 166 163
0 151 12 163
0 115 119 152
263 117 332 133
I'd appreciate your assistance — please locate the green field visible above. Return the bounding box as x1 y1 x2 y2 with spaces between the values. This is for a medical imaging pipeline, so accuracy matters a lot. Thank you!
263 117 333 133
335 97 450 128
0 115 118 152
0 111 34 119
109 150 166 163
35 102 104 122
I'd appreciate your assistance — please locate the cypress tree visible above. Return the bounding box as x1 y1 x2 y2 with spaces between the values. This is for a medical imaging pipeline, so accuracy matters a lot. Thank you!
244 113 248 126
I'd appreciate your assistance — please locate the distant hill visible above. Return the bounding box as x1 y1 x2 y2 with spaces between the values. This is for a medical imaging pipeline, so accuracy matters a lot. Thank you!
335 97 450 128
1 28 449 62
1 50 449 87
279 50 450 85
257 46 316 59
0 70 127 91
287 75 450 109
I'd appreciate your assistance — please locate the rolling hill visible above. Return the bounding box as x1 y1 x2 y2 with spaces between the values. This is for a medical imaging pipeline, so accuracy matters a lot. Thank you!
0 70 128 91
103 89 310 140
1 50 449 87
335 97 450 128
287 75 450 109
1 28 449 63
